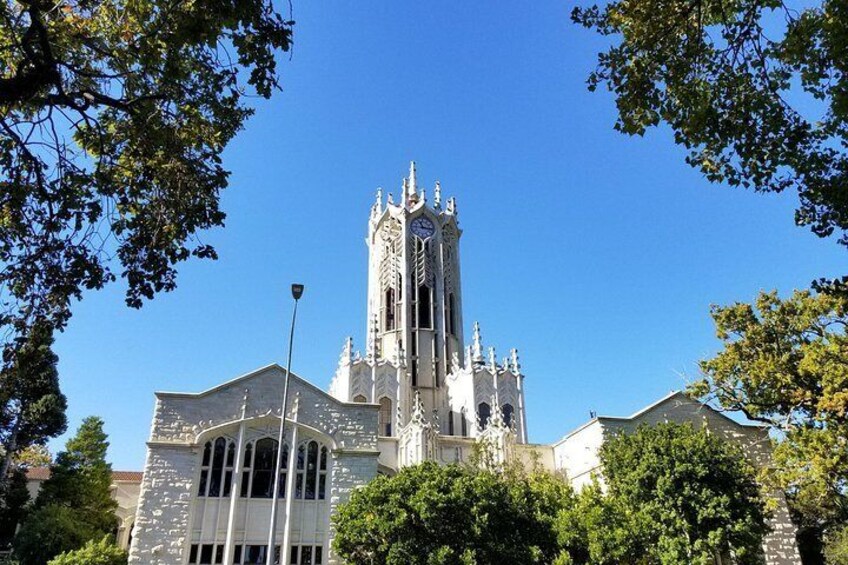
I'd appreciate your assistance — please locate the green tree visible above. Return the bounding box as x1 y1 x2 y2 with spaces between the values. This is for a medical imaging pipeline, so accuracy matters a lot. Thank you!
571 0 848 275
332 461 573 565
825 524 848 565
0 0 293 353
15 416 117 565
0 467 30 548
583 423 769 565
48 535 127 565
0 324 66 481
14 505 104 565
692 289 848 555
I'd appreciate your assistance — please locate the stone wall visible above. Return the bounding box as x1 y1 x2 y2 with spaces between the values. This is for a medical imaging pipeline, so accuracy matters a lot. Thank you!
129 364 379 565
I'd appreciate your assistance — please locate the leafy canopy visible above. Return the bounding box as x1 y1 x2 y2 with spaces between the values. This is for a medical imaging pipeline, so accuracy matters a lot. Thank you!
0 0 293 348
572 0 848 270
692 289 848 531
48 535 128 565
563 423 769 565
332 461 574 565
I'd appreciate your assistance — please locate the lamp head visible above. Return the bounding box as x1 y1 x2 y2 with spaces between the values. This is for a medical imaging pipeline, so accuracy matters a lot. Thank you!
291 283 305 300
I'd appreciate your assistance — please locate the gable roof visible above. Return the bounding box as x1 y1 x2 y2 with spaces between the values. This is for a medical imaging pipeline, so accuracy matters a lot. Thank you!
553 390 765 447
155 363 376 408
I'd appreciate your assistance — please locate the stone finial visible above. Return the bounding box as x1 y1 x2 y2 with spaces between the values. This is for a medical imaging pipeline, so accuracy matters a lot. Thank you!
465 345 473 368
401 177 409 208
292 392 301 421
240 388 250 419
434 181 442 209
510 348 521 374
446 197 457 215
502 356 510 371
451 350 461 374
387 192 394 205
488 346 497 372
375 188 383 214
409 161 417 194
420 187 426 204
339 337 354 366
472 321 484 366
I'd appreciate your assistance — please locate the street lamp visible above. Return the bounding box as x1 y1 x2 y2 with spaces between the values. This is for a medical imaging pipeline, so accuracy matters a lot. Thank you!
267 283 304 565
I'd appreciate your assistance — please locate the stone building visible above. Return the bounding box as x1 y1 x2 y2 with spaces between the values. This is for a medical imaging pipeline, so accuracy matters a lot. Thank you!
130 163 800 564
25 468 142 551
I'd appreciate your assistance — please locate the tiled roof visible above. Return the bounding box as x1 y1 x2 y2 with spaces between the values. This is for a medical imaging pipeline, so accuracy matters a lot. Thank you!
24 467 50 480
111 471 143 482
25 467 142 483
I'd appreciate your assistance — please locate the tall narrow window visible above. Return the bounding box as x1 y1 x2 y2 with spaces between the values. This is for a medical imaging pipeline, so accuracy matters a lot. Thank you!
411 359 418 387
319 446 328 500
378 397 392 436
478 403 491 430
461 408 468 436
448 410 455 435
223 441 235 496
198 441 211 496
251 438 277 498
384 288 395 330
305 441 318 500
295 444 305 499
208 437 226 497
502 404 514 428
417 285 432 329
448 293 456 336
240 442 253 497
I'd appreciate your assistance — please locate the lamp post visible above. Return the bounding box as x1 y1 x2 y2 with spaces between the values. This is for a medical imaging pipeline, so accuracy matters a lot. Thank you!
267 283 304 565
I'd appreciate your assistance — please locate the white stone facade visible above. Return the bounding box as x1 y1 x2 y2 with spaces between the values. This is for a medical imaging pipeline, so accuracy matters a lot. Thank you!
131 163 800 565
130 366 378 565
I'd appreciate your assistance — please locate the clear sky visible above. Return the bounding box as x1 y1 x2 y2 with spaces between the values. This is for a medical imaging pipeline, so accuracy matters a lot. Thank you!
51 1 845 470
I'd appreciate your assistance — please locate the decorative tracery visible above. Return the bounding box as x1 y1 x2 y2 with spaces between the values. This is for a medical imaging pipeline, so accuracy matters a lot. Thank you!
379 218 403 332
197 436 236 498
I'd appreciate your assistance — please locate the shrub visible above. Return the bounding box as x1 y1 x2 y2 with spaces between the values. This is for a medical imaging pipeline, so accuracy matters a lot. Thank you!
48 536 127 565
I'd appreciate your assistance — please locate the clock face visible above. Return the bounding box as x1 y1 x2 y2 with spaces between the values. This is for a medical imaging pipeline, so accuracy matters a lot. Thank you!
410 216 436 239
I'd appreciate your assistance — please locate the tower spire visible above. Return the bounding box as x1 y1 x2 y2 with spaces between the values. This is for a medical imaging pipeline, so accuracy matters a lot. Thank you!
472 321 484 366
409 161 417 194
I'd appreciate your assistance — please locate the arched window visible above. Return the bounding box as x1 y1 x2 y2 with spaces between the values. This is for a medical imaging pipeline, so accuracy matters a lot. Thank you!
238 438 289 499
250 438 277 498
378 397 392 436
448 410 455 435
353 394 367 403
478 403 491 430
197 436 234 498
295 440 329 500
502 404 514 428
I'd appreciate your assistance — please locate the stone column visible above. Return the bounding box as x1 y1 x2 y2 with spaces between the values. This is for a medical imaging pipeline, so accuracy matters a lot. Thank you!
223 395 248 565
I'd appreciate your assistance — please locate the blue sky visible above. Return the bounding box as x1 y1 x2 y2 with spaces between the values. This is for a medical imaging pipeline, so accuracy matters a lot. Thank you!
51 1 844 470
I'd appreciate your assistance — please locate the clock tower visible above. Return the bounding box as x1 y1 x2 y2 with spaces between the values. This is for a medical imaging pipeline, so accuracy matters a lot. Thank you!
364 161 464 416
330 162 527 464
